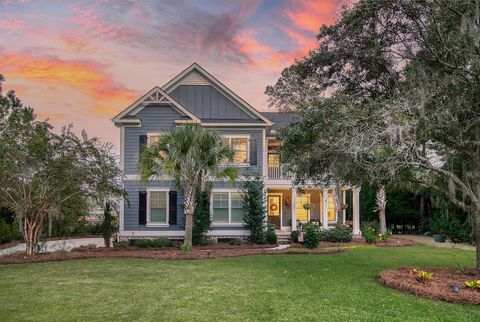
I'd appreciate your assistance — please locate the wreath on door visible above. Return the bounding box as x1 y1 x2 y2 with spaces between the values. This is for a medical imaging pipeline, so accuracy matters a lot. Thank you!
269 203 278 212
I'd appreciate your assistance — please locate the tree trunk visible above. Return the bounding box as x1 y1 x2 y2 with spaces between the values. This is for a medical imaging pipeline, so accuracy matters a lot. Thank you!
474 207 480 275
183 185 196 248
376 185 387 233
48 211 53 238
24 209 47 256
335 182 344 224
419 193 425 233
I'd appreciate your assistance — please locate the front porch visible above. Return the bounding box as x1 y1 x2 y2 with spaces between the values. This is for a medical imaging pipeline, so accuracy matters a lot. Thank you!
267 187 361 235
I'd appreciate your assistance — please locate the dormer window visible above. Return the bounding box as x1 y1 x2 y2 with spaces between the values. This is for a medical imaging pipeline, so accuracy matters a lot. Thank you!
221 135 249 164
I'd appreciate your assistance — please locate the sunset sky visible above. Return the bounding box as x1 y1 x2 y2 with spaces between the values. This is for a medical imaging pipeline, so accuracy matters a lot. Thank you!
0 0 347 147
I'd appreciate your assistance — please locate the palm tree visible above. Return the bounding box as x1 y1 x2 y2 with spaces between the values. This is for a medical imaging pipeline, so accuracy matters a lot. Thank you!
140 125 237 247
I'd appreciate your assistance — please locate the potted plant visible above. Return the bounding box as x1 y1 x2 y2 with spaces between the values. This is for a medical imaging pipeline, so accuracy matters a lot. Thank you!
429 215 448 243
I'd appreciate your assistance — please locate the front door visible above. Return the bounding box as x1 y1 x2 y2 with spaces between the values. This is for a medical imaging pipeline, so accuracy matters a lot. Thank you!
268 194 282 230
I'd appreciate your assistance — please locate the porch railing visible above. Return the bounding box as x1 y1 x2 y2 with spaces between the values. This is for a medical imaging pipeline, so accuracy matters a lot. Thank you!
268 165 289 179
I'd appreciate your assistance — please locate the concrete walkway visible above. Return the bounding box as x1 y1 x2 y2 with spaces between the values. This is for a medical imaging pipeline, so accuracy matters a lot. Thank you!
395 234 475 251
0 237 106 257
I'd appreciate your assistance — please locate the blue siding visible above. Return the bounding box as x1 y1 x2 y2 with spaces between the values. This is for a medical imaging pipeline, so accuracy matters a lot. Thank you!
170 85 256 120
124 104 181 174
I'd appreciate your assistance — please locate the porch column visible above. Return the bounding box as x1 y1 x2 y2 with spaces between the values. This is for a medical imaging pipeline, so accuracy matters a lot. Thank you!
291 188 297 231
342 189 347 224
263 186 268 228
352 187 361 235
322 189 328 229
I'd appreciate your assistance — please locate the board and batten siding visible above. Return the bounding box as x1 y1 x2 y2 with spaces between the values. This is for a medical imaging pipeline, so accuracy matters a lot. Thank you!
124 104 181 175
170 85 255 120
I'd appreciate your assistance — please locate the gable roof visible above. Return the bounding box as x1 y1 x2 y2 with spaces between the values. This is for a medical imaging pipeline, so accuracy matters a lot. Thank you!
162 63 273 126
112 86 200 124
261 112 296 136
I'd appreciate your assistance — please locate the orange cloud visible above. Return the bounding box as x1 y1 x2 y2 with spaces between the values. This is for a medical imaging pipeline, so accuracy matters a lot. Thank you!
0 52 137 117
284 0 343 33
231 28 316 71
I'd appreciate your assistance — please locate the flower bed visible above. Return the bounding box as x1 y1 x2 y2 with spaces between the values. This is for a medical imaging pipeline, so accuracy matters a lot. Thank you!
378 267 480 305
0 245 346 265
291 236 415 248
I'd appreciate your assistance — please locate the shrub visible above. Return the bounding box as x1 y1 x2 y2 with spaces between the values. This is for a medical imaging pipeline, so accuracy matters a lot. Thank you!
180 242 191 254
415 270 433 284
134 238 172 248
378 229 392 242
193 189 211 245
324 225 352 243
363 227 377 244
290 230 299 243
113 240 129 249
0 218 21 244
464 280 480 291
102 202 114 247
429 215 449 235
241 172 267 244
448 218 472 244
303 222 321 249
151 237 172 248
265 231 277 244
229 238 243 246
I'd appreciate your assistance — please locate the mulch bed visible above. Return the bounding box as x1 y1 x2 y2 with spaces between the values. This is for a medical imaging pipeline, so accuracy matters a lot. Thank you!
0 245 346 265
290 237 415 248
378 267 480 305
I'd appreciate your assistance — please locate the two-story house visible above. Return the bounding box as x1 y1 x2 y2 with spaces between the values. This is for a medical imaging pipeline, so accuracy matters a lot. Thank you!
112 63 361 241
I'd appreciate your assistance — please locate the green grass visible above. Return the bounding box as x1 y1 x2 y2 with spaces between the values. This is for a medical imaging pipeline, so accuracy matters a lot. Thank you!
0 245 478 321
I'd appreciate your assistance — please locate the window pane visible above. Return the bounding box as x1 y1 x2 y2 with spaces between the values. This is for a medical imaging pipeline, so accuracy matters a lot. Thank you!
232 138 248 163
149 135 161 144
327 191 336 221
150 191 167 223
296 194 310 221
268 154 280 166
213 209 229 222
231 193 244 208
213 193 228 208
151 208 166 223
231 208 245 223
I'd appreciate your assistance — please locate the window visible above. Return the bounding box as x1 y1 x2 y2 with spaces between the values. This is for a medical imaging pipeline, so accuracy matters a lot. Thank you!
212 191 246 224
148 190 168 225
327 190 336 221
268 154 280 166
222 136 249 164
148 133 162 144
296 193 311 221
212 193 229 223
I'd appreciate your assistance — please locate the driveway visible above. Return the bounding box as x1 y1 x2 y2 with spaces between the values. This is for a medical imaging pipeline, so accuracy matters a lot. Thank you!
395 234 475 251
0 237 106 256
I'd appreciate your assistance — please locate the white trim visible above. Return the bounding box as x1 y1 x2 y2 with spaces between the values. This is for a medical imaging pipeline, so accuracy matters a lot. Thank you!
119 126 125 233
146 188 170 227
322 189 329 229
262 129 267 178
161 63 273 126
267 192 283 229
120 230 185 237
119 229 250 238
210 189 246 225
112 86 201 124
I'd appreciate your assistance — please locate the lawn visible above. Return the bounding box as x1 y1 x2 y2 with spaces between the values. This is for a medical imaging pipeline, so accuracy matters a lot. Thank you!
0 245 478 322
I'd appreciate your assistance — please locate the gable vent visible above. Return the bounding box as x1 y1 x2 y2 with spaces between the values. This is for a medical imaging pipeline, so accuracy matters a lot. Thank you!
181 71 210 86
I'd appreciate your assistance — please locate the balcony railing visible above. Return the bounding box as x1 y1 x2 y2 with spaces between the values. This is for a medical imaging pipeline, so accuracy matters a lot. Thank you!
268 165 288 179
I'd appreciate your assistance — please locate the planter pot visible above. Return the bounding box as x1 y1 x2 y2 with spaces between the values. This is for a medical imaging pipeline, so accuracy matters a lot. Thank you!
433 234 446 243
